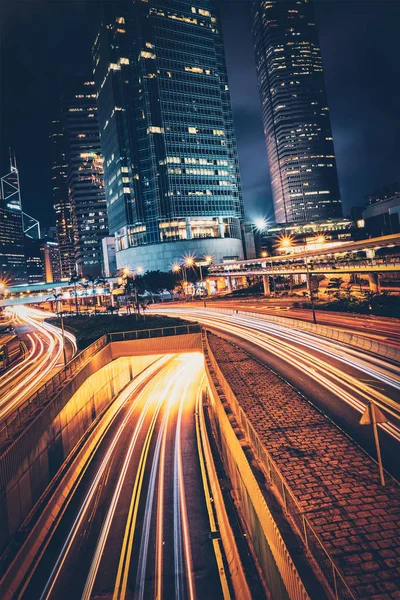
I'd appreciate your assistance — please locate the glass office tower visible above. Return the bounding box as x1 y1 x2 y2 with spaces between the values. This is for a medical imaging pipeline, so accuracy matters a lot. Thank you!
93 0 244 272
62 79 109 277
0 162 27 284
50 119 75 279
252 0 342 224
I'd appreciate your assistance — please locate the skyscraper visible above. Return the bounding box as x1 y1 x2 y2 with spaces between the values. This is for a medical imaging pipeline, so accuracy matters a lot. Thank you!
252 0 342 224
93 1 244 272
50 119 75 279
0 161 27 284
62 79 108 277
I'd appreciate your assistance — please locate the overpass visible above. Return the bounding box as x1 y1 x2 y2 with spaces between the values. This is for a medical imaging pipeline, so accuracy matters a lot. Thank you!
0 278 119 308
207 233 400 295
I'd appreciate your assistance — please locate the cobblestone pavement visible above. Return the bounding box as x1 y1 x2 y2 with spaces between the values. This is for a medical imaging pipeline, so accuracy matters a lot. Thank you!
208 333 400 599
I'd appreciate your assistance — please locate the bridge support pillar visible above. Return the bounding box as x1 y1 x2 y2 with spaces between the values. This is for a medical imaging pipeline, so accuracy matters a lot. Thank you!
368 272 380 293
226 276 233 293
262 274 270 296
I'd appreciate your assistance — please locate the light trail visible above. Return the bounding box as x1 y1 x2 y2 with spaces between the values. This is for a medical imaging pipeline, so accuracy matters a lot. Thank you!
38 355 173 600
111 361 188 600
149 308 400 441
174 378 196 600
0 306 77 421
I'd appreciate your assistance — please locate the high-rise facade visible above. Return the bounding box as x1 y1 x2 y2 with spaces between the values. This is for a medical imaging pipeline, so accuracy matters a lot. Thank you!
252 0 342 223
62 79 108 277
50 119 75 279
93 0 244 272
0 161 27 284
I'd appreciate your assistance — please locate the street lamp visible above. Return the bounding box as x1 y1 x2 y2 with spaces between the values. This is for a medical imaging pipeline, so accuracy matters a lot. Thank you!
46 290 67 366
279 236 317 324
195 254 213 307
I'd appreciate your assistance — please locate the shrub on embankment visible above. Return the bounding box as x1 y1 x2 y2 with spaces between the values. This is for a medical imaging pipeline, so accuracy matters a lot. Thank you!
294 293 400 318
47 314 192 350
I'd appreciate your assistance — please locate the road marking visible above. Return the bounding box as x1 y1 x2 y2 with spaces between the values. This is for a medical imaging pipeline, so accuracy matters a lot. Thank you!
195 378 232 600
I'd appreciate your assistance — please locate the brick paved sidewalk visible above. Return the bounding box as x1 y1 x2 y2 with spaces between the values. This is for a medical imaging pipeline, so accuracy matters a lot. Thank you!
208 333 400 600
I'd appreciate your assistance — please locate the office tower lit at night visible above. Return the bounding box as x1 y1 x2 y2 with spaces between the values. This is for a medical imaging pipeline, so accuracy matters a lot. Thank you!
0 160 27 284
50 119 75 279
62 80 108 277
252 0 342 224
93 0 244 272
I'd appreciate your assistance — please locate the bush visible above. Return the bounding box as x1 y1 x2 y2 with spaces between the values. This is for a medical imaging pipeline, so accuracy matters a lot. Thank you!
47 313 193 350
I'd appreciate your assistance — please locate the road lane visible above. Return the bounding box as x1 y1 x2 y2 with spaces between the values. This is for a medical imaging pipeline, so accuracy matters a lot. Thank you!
148 307 400 478
20 353 231 600
0 306 76 422
164 299 400 347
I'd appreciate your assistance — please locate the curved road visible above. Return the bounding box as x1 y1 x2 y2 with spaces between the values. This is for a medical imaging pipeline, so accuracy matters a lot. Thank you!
0 306 76 422
19 353 235 600
149 307 400 479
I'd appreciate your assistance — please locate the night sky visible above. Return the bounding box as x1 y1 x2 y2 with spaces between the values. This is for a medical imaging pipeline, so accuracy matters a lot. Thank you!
1 1 399 228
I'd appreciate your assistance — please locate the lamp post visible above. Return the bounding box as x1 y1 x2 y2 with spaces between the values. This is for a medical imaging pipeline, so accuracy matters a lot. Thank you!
47 290 67 366
195 255 212 307
69 275 81 315
279 235 318 325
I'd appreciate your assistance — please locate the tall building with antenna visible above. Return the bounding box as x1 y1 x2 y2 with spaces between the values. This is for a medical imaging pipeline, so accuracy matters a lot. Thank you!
0 157 27 284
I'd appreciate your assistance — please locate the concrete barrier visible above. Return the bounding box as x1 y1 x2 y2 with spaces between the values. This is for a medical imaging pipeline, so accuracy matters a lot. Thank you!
203 336 309 600
0 333 202 553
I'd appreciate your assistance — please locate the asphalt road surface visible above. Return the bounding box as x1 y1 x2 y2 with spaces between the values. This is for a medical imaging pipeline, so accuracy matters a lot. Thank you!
149 307 400 479
0 306 76 422
20 353 231 600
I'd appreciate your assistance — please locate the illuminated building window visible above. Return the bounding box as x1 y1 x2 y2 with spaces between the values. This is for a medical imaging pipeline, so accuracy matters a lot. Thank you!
188 127 198 134
140 51 156 60
147 126 164 134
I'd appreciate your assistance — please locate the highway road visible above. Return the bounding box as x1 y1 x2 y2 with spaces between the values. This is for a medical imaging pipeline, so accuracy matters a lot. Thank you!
0 306 76 422
19 353 238 600
149 307 400 478
166 299 400 348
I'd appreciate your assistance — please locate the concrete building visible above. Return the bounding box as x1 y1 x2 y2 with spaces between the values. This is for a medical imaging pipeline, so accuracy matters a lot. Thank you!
62 79 109 277
93 1 244 272
362 194 400 237
0 161 27 284
252 0 342 223
50 119 76 279
101 236 117 277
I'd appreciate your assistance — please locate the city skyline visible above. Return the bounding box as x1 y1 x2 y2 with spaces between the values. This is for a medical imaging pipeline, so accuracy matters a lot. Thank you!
1 1 400 227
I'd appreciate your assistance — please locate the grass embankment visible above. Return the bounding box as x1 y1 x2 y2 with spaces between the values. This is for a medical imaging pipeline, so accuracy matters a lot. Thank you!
47 314 193 351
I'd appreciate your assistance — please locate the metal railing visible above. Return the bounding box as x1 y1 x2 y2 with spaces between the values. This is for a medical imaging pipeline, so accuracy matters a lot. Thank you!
204 333 356 600
108 324 201 342
0 335 108 446
0 324 201 446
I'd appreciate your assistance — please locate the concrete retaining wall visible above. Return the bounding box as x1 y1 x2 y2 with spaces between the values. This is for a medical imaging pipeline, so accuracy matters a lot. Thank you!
0 333 202 553
203 337 309 600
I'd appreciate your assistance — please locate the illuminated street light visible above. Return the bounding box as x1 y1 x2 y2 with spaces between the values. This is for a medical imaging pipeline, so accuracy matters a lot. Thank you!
172 263 181 273
261 251 268 258
279 236 317 324
204 255 213 264
136 266 144 274
254 217 268 231
184 256 195 268
316 235 326 245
